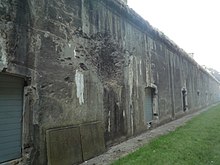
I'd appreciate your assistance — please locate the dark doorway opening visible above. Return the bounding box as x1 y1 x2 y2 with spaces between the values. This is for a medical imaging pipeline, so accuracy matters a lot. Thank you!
144 87 153 123
182 88 187 111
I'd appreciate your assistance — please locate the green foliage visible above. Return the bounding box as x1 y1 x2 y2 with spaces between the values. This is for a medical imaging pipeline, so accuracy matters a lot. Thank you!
112 105 220 165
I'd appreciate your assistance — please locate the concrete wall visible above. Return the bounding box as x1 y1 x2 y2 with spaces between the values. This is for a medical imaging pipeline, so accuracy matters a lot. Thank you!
1 0 220 164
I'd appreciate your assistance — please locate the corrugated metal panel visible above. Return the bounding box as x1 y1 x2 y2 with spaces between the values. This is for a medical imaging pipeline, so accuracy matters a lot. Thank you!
0 74 23 163
144 88 153 122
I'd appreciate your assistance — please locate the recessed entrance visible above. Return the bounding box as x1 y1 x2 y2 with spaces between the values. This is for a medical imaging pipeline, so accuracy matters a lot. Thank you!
182 88 188 111
144 87 153 123
0 74 24 163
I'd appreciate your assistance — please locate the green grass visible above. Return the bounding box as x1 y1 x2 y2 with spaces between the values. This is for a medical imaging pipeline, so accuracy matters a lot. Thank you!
112 104 220 165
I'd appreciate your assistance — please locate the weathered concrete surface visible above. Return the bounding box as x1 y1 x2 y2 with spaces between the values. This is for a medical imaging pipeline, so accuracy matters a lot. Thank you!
80 122 106 161
46 127 83 165
0 0 220 164
118 0 127 4
80 104 220 165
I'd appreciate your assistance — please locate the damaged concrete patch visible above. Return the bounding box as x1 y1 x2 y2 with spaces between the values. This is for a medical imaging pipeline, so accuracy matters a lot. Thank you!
88 32 126 82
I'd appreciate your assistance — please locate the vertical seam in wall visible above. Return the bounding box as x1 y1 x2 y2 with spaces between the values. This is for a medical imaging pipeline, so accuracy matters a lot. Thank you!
168 52 175 118
79 126 84 162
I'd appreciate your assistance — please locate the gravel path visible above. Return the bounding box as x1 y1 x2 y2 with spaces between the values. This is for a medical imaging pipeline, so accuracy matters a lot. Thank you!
80 104 217 165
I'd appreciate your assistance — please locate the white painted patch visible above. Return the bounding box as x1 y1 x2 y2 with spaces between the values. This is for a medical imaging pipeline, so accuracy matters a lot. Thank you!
75 70 84 105
0 38 7 68
73 49 76 58
140 60 142 75
44 32 49 38
108 111 111 132
1 53 7 65
123 110 125 118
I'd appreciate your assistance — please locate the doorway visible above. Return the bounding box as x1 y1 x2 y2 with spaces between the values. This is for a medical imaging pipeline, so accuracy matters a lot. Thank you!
0 74 24 163
182 88 188 111
144 87 153 123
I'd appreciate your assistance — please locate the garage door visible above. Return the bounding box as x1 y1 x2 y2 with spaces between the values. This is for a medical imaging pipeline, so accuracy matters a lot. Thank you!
0 74 24 163
144 88 153 122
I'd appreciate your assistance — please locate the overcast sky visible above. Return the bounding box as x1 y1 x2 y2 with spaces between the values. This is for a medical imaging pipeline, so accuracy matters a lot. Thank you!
128 0 220 72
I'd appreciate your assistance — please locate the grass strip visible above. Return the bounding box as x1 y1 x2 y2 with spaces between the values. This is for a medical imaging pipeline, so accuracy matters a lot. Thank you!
112 104 220 165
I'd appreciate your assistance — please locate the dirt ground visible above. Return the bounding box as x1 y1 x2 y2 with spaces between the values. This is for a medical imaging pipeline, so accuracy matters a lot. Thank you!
80 105 216 165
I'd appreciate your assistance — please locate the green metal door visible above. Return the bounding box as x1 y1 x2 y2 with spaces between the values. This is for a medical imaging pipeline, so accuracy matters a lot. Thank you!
144 88 153 122
0 74 24 163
